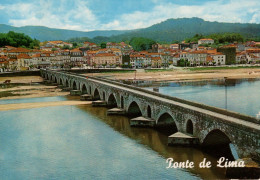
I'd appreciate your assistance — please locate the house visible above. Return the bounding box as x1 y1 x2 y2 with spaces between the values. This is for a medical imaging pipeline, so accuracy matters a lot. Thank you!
0 55 8 72
198 38 214 45
8 47 31 56
172 54 180 66
91 53 121 67
180 50 207 66
31 51 55 69
170 44 179 50
236 52 247 64
17 54 33 70
209 52 226 66
7 55 18 71
151 56 162 68
70 49 84 67
130 54 146 68
106 42 121 49
83 42 98 50
45 41 73 48
161 53 171 67
179 43 197 50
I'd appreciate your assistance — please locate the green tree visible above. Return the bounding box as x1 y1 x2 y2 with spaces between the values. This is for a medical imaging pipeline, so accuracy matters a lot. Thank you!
0 31 40 48
100 42 106 49
72 42 77 48
129 37 156 51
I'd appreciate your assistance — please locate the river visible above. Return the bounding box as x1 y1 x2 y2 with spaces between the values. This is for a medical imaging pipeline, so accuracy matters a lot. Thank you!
141 78 260 118
2 78 259 179
0 95 228 179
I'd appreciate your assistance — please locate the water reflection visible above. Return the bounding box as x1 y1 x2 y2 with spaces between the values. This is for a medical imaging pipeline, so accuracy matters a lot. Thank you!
0 105 196 180
77 105 227 179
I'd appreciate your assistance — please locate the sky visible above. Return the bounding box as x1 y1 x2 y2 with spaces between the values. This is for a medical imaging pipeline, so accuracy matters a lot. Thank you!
0 0 259 31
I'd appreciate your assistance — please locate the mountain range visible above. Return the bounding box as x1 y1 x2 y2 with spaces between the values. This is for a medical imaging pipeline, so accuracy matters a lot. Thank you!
0 18 260 42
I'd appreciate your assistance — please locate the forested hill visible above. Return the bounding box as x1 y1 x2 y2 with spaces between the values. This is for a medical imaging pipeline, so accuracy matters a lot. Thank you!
1 17 260 42
0 24 131 41
108 18 260 43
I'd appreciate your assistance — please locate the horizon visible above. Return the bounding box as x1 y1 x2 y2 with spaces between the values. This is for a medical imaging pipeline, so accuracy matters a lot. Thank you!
0 0 259 31
1 17 260 33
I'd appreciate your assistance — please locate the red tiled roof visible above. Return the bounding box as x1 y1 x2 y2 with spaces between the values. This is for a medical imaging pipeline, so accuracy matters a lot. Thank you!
48 41 64 44
0 55 8 60
151 57 161 60
95 53 115 57
130 54 145 58
17 53 31 59
8 47 30 53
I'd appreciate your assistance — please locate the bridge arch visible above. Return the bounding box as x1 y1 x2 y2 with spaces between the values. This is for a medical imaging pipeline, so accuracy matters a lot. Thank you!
202 129 236 160
147 105 152 118
156 112 178 135
202 129 231 146
127 101 142 117
107 93 118 108
54 76 58 83
65 79 69 87
81 84 88 94
93 88 101 100
186 119 193 135
72 81 77 90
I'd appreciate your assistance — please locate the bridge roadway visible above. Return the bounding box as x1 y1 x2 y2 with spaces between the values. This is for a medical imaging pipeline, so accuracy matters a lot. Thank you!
41 69 260 162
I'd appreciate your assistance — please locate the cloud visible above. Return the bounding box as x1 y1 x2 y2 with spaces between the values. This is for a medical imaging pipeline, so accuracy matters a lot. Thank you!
2 0 98 31
101 0 260 30
0 0 260 31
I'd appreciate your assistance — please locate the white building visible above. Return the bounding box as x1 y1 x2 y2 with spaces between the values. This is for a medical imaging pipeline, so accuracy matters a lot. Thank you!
198 39 214 45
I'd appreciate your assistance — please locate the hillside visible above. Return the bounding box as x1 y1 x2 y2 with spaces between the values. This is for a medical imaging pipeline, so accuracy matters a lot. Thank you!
0 24 131 41
108 18 260 42
1 18 260 42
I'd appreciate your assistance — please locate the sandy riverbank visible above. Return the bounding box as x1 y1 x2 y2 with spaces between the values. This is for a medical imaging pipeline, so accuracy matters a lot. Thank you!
0 76 43 84
83 68 260 82
0 76 70 100
0 85 70 100
0 101 92 111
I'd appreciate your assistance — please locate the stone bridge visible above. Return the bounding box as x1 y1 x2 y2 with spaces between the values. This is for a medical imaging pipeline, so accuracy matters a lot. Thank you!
41 69 260 162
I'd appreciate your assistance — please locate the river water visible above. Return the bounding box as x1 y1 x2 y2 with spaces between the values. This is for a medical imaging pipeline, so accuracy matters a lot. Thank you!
142 78 260 118
2 78 258 179
0 96 228 179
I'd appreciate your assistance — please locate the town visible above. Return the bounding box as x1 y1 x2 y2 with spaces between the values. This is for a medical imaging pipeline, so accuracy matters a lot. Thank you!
0 37 260 72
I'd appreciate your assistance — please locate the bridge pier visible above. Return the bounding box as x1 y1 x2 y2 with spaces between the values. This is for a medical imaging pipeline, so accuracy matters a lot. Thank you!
43 80 52 85
70 90 81 96
130 116 156 127
92 100 107 107
80 94 92 101
168 132 199 146
107 108 125 115
62 87 72 92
